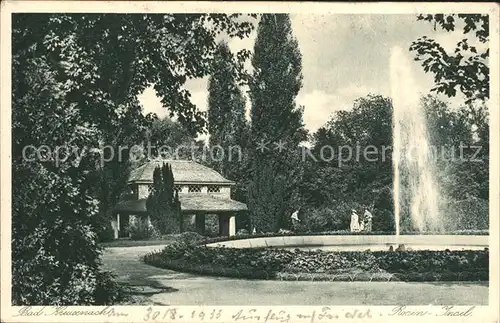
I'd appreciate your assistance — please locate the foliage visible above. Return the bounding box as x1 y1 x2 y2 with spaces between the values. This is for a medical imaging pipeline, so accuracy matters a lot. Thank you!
207 42 249 179
444 197 489 230
205 41 250 210
12 13 256 305
300 95 393 231
145 243 489 282
129 216 161 240
303 93 488 233
146 163 181 234
303 204 350 232
410 14 489 104
175 231 206 246
247 161 288 232
95 215 116 243
248 14 307 233
371 209 395 232
302 95 393 207
12 56 104 305
249 14 305 144
93 271 128 305
144 117 198 159
301 201 394 233
420 96 489 230
203 215 220 237
302 209 328 232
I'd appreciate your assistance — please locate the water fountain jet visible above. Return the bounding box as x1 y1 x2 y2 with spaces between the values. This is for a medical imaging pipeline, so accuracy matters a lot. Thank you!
390 46 444 235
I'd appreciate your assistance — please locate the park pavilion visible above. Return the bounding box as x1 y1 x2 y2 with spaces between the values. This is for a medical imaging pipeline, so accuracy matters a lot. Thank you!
112 159 247 239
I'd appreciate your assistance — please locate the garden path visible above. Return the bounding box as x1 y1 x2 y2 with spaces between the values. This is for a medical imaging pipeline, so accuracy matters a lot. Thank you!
101 245 488 305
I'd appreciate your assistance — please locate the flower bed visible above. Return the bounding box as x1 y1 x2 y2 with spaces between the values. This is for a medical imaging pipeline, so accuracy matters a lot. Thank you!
143 240 489 282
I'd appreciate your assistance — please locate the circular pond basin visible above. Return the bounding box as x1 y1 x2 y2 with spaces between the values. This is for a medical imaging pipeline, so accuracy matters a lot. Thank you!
278 244 486 252
206 235 489 251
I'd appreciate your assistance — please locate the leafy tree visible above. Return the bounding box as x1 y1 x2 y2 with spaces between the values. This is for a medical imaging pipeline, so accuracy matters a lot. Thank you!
410 14 489 103
421 96 489 229
301 93 489 233
93 106 154 242
410 13 490 231
207 41 248 180
300 95 395 232
422 95 472 148
302 95 393 207
144 116 197 159
12 13 255 304
247 14 307 232
422 95 489 199
12 52 107 305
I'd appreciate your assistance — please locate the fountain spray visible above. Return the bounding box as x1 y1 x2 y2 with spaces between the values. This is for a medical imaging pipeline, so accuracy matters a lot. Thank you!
390 46 444 235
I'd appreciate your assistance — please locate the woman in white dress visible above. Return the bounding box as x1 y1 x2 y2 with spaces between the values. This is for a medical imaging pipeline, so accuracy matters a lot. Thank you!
350 209 360 232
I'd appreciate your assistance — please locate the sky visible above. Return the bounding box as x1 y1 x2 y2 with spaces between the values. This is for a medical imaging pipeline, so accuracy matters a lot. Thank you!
138 14 470 140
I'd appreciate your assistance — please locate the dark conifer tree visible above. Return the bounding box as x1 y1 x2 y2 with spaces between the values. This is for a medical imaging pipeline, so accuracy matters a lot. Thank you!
248 14 307 232
146 163 179 234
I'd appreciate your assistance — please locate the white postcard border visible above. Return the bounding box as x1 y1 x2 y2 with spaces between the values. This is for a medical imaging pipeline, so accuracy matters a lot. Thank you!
1 1 499 322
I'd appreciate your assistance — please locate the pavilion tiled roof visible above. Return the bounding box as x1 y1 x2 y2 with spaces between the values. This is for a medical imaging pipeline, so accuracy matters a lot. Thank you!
113 195 247 214
113 199 147 214
128 159 235 185
179 194 248 213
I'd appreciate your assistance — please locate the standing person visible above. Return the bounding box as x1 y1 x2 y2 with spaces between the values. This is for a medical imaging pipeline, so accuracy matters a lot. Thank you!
290 209 301 232
364 209 373 232
350 209 360 232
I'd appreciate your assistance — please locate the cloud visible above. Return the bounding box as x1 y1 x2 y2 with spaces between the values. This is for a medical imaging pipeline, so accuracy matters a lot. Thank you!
298 83 387 133
137 14 467 138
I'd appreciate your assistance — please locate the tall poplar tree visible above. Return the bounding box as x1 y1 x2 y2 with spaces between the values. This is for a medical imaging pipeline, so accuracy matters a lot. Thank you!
248 14 307 232
207 41 248 180
250 14 305 145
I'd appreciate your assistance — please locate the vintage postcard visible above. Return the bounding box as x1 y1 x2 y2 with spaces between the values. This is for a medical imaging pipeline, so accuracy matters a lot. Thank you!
1 1 499 322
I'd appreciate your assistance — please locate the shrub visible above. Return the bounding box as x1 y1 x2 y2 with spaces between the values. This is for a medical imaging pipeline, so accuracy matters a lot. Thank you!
129 217 161 240
303 202 371 233
176 231 206 246
247 163 289 233
236 229 249 236
445 197 489 230
372 209 395 232
235 212 251 232
303 208 328 232
93 270 127 305
96 217 116 243
204 214 220 237
12 209 105 305
326 202 356 230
